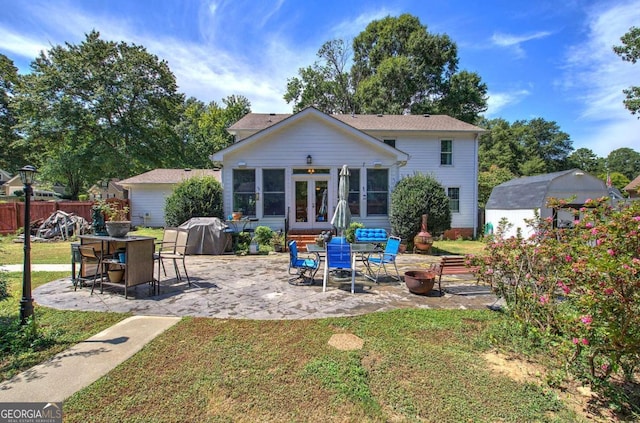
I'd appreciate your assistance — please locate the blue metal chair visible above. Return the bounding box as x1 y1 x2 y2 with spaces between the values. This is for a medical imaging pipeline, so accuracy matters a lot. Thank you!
323 237 355 293
288 240 319 285
365 236 402 283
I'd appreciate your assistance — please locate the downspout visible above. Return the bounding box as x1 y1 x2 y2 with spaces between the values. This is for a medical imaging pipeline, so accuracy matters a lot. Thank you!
473 133 479 238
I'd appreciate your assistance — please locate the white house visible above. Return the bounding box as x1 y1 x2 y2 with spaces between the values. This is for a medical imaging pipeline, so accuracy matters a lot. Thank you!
118 168 221 227
485 169 610 239
210 107 486 238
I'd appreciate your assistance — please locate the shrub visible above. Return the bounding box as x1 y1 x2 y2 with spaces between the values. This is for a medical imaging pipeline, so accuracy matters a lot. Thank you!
253 226 274 246
389 173 451 241
164 176 223 227
471 198 640 385
345 222 364 243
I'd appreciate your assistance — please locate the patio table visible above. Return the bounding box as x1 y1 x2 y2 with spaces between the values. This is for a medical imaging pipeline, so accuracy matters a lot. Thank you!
306 242 380 289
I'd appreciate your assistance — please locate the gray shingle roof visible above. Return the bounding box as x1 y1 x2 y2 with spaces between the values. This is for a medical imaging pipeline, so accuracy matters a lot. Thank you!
118 169 221 185
486 169 577 210
228 110 486 133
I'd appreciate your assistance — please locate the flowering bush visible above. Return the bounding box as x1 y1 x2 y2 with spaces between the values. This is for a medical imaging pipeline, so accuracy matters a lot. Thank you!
471 198 640 383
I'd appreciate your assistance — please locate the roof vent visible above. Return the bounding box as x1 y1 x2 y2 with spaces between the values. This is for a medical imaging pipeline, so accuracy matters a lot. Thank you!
423 114 430 117
269 113 276 116
184 168 191 172
377 113 383 117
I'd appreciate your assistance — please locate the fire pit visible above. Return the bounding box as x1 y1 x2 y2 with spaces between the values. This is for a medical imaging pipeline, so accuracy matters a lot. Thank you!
404 270 436 295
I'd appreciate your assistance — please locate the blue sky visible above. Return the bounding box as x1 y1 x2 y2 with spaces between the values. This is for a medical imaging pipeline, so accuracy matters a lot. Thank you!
1 0 639 158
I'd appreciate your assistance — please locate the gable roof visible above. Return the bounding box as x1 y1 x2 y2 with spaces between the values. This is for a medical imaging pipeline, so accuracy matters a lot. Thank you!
118 169 221 185
212 107 410 162
624 174 640 193
228 108 486 134
486 169 608 210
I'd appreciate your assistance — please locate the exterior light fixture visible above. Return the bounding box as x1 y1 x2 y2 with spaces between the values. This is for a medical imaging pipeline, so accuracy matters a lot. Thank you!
306 155 312 165
237 161 247 168
18 165 37 325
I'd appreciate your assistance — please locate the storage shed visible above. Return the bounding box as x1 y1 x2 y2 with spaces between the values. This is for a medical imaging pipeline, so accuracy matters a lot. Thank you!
485 169 609 239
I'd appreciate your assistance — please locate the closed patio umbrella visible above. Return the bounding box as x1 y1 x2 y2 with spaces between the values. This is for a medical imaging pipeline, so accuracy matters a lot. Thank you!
331 165 351 237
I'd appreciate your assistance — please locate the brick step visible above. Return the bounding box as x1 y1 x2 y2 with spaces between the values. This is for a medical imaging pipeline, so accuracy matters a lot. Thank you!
286 234 321 252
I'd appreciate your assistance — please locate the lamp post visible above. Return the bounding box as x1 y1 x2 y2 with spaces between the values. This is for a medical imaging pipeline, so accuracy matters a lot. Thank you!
19 165 37 325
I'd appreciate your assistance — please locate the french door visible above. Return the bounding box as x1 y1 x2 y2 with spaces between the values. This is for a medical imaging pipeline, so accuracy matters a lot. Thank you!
292 177 330 229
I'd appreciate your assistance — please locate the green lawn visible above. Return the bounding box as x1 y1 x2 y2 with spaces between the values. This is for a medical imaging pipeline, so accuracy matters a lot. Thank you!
1 234 630 421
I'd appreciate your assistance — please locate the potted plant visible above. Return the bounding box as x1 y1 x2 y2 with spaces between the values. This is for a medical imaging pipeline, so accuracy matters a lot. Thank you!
271 231 286 253
98 200 131 238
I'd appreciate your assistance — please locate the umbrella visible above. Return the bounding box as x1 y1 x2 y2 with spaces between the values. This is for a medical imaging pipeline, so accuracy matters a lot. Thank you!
331 165 351 237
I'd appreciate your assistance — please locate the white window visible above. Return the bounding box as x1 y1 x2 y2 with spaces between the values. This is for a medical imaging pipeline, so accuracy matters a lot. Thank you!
441 140 453 165
447 187 460 213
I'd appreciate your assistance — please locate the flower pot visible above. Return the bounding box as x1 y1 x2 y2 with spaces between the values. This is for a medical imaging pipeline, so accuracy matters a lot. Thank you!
404 270 435 295
108 269 124 283
232 211 243 221
105 221 131 238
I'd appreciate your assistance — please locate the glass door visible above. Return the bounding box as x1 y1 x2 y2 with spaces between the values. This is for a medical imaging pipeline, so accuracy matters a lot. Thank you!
292 177 330 229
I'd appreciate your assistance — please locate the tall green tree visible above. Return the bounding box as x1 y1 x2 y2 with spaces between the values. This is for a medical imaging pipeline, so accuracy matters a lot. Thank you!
514 118 572 174
15 31 184 198
284 14 487 123
606 147 640 180
0 54 23 172
478 165 515 208
567 148 603 174
613 26 640 116
175 95 251 168
284 39 355 114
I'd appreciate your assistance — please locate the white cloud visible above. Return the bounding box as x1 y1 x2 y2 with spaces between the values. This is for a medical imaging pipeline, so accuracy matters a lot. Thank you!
560 0 640 155
491 31 552 58
485 89 531 117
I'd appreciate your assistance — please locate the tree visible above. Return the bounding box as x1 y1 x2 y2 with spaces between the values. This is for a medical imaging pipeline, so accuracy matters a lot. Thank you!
284 14 488 123
389 173 451 243
15 31 184 198
164 176 223 226
613 26 640 116
175 95 250 168
514 118 573 174
0 54 23 172
284 39 355 114
606 147 640 180
567 148 603 174
478 165 515 208
478 118 523 174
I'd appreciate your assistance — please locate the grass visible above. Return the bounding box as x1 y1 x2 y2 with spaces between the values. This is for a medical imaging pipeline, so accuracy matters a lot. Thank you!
3 234 631 420
0 271 128 381
62 311 579 422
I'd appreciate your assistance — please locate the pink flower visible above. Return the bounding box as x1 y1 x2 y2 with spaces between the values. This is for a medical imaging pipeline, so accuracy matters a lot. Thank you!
565 255 573 263
572 338 580 344
607 249 615 256
585 222 593 228
601 364 609 372
581 338 589 345
580 315 592 325
539 295 549 305
604 288 614 295
591 228 598 235
633 216 640 222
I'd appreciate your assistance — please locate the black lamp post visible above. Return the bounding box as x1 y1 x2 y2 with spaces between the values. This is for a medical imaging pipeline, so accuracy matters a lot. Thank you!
19 165 37 325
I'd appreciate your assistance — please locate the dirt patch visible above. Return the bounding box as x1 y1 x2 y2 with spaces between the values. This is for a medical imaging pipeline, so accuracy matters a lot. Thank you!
482 351 619 422
328 333 364 351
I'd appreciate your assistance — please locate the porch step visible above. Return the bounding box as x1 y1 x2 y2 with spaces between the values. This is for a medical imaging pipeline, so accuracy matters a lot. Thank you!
286 233 321 252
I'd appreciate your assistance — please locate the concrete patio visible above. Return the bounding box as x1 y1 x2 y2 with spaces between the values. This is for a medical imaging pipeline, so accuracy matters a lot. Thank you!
34 253 502 320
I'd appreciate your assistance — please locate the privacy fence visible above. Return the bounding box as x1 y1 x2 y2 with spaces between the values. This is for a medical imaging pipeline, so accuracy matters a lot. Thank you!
0 199 129 235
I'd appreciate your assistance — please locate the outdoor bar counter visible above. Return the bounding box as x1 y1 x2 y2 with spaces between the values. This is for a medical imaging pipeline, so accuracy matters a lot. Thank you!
79 234 156 298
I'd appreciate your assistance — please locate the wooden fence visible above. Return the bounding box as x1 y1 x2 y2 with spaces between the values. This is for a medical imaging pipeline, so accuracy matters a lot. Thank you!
0 199 129 235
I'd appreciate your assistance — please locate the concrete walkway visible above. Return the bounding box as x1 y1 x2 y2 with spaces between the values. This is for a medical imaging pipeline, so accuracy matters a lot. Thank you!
0 316 180 402
0 254 500 402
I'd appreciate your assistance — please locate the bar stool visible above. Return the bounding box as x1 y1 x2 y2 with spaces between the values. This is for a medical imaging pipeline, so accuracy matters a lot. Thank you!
77 244 105 294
